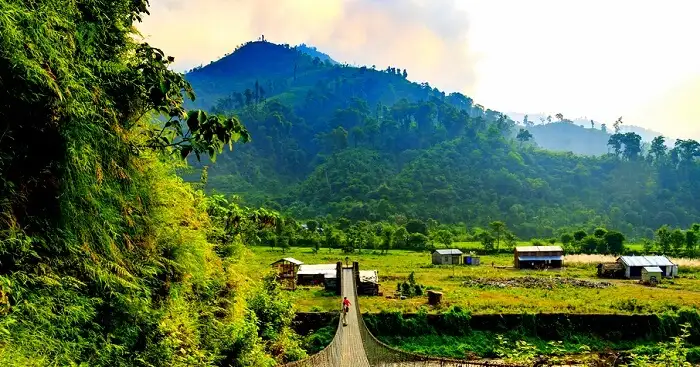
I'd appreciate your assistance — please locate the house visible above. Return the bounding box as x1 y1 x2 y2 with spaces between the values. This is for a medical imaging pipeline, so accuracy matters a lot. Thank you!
617 256 678 279
358 270 379 296
514 246 563 269
297 264 337 286
432 249 463 265
271 258 303 289
642 266 663 283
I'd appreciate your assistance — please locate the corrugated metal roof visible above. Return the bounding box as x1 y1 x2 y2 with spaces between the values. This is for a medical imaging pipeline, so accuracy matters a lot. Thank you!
618 256 675 267
515 246 563 252
518 256 563 261
434 249 463 255
297 264 336 276
271 257 303 266
359 270 378 283
643 266 663 273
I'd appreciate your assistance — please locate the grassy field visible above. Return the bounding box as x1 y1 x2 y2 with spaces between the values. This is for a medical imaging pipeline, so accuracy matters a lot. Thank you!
250 246 700 314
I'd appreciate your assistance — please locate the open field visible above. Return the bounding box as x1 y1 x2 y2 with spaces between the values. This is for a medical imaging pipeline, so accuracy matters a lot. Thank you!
250 246 700 314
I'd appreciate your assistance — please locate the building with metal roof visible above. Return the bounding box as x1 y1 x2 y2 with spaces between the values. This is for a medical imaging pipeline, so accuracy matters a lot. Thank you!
432 249 463 265
617 256 678 279
297 264 338 286
514 245 564 269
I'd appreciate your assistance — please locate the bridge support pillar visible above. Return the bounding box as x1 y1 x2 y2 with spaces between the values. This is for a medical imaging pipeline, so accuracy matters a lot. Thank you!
335 262 342 295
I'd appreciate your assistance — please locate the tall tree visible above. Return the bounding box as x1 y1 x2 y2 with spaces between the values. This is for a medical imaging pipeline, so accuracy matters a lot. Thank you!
489 221 507 251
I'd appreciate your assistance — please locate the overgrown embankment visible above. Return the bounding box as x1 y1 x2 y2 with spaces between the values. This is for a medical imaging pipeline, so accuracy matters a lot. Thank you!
0 1 302 366
360 308 700 361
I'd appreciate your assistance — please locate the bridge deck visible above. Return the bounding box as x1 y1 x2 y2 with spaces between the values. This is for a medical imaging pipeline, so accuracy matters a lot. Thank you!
339 267 371 366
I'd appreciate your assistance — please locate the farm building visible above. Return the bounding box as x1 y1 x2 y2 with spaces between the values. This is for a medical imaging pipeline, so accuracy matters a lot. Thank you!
432 249 463 265
358 270 380 296
617 256 678 279
297 264 338 286
271 258 303 289
642 266 663 284
514 246 563 269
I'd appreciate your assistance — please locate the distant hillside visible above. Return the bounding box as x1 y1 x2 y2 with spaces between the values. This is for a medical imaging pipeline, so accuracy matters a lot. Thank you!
297 43 338 65
507 112 671 155
180 41 700 239
528 122 611 156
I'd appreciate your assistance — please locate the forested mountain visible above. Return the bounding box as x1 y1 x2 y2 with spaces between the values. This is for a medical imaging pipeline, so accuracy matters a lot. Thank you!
184 41 700 240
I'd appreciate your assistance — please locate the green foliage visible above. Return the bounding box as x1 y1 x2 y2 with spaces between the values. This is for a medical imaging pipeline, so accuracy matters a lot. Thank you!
0 3 295 366
628 323 693 367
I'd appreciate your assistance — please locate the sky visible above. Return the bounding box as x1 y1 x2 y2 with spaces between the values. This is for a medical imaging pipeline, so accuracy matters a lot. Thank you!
139 0 700 140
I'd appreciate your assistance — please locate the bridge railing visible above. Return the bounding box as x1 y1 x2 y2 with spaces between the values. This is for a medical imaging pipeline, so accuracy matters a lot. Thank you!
352 263 519 367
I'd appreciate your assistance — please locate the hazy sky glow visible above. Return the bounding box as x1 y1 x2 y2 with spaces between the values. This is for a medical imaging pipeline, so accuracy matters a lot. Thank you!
139 0 700 139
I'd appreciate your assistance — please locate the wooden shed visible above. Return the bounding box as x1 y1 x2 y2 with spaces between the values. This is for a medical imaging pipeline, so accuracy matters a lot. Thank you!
514 246 563 269
432 249 463 265
271 258 303 290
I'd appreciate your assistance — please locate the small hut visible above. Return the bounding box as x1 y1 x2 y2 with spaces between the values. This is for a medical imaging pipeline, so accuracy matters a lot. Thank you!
358 270 380 296
432 249 463 265
642 266 663 284
514 246 563 269
271 258 303 289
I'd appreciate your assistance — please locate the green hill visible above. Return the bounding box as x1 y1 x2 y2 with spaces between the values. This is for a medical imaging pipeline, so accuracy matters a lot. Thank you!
184 41 700 239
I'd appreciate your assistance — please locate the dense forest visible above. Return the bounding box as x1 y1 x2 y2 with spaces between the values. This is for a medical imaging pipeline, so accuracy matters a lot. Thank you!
0 2 303 366
184 40 700 240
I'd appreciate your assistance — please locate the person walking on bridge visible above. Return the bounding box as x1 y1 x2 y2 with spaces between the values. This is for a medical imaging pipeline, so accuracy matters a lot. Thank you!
341 296 351 326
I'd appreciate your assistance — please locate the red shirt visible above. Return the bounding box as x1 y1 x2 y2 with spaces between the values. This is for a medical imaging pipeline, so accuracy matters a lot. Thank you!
343 299 351 307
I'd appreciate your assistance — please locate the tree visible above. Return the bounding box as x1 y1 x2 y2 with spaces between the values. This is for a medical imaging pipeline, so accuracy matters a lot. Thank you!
478 232 495 252
406 219 428 235
279 236 290 253
434 229 454 248
650 136 667 162
573 230 587 242
555 113 564 121
593 228 608 238
516 128 533 145
670 229 685 255
560 233 574 247
685 230 697 256
580 236 599 254
608 134 623 156
306 220 319 233
603 231 625 255
601 123 607 133
407 233 429 250
381 228 393 254
402 69 408 79
590 120 595 129
613 117 623 133
656 226 672 254
621 132 642 160
489 221 507 251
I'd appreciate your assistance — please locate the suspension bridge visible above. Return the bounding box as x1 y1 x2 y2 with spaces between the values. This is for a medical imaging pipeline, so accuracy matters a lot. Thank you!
281 263 515 367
